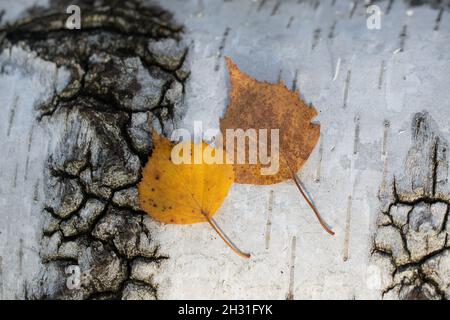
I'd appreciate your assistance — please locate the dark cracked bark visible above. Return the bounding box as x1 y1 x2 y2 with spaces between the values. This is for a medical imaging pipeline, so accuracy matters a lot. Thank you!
1 0 189 299
372 0 450 10
373 112 450 300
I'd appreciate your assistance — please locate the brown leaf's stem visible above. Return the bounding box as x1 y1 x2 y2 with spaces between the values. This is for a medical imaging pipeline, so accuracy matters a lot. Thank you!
202 211 251 259
291 173 335 236
280 153 334 236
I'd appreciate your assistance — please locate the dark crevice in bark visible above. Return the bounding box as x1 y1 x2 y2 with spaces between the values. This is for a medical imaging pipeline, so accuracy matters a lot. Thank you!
1 0 189 300
373 112 450 300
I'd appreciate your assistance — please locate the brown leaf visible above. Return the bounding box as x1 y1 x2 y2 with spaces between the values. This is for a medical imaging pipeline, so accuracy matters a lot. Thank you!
220 57 334 235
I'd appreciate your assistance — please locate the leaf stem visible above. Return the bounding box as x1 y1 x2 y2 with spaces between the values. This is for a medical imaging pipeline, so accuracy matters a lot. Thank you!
291 173 335 236
202 211 251 259
280 153 334 235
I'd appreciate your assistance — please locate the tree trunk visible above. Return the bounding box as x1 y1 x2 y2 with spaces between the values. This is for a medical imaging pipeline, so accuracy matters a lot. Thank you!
0 0 448 299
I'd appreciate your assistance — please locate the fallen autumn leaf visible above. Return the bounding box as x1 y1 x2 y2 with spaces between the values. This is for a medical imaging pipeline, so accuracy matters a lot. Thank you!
220 57 334 235
138 132 251 258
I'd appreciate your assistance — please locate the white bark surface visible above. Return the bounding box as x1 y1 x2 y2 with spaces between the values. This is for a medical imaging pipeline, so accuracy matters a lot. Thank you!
149 0 450 299
0 46 70 299
0 0 449 299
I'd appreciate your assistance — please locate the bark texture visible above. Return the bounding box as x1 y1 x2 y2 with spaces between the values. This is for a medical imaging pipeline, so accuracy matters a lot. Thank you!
1 0 449 300
1 0 188 299
373 112 450 300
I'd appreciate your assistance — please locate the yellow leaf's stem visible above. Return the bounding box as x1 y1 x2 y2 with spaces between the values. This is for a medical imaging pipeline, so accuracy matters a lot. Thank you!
291 172 335 236
202 211 251 259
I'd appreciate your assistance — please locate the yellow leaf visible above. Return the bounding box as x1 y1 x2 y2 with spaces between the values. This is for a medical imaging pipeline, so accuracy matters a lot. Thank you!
138 132 250 258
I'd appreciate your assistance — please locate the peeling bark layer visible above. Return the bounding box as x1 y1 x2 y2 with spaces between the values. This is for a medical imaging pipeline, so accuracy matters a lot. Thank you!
1 0 188 299
373 113 450 300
